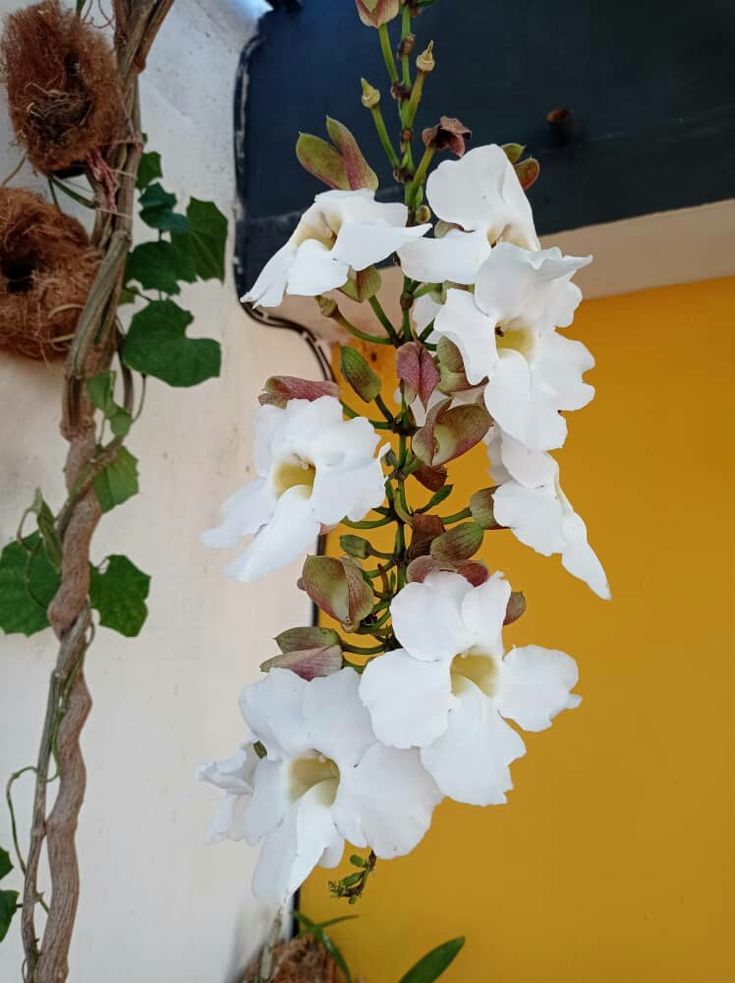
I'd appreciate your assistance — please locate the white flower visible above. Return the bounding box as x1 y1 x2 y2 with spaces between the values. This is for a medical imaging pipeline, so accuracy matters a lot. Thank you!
201 668 441 906
486 426 610 599
433 243 593 451
244 189 430 308
197 746 258 843
399 144 539 285
202 396 385 581
359 572 580 806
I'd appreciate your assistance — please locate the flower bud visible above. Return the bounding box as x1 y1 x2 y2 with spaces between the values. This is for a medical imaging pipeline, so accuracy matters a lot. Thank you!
262 626 343 680
340 345 382 402
414 204 432 224
416 40 435 73
340 534 372 560
413 397 491 466
396 341 439 408
259 375 339 408
355 0 400 28
430 522 484 563
360 78 381 109
317 295 338 319
422 116 472 157
469 487 501 530
301 555 374 630
515 157 540 191
504 590 526 625
502 142 525 164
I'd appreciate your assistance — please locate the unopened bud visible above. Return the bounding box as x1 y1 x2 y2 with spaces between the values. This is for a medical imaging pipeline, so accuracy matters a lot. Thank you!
416 40 435 73
398 33 415 57
317 295 338 318
361 78 381 109
415 204 432 224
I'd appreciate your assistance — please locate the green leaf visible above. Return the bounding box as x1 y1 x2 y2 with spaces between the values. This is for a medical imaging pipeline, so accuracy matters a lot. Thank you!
171 198 227 282
28 488 62 571
93 447 139 513
320 932 352 983
118 287 136 305
90 555 150 637
0 889 18 944
398 937 466 983
125 241 184 295
0 534 60 636
122 300 221 388
87 372 132 438
0 848 12 881
139 183 188 233
136 151 162 190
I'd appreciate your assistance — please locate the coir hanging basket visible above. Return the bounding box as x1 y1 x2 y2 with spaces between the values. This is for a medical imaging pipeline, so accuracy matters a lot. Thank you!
0 188 99 361
0 0 123 174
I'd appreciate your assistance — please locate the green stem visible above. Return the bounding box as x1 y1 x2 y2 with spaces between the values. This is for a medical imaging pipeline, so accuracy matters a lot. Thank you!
335 312 393 346
368 296 399 341
343 515 393 530
406 145 435 206
400 6 412 88
405 70 426 129
374 394 395 423
341 641 386 655
370 105 400 170
441 506 472 524
378 23 399 83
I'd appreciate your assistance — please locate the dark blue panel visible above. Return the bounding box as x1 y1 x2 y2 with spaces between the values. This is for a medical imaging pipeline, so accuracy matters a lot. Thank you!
235 0 735 296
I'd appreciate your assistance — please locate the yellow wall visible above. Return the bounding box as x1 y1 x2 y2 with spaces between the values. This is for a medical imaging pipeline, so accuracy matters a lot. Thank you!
302 277 735 982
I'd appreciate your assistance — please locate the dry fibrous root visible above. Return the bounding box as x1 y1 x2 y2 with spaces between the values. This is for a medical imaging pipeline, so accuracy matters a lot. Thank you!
242 936 340 983
0 186 100 361
0 0 123 174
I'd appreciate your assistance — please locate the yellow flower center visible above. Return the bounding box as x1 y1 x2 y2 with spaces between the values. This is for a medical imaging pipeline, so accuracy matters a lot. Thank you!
450 648 498 698
272 455 316 497
288 754 340 805
293 208 341 251
495 323 536 359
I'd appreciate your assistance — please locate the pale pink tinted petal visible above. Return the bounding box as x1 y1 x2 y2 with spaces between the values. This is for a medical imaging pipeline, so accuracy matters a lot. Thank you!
243 242 296 308
398 228 491 284
286 239 350 296
485 350 568 451
391 573 472 661
241 758 289 845
239 668 309 761
493 481 566 556
497 644 581 732
333 220 429 271
560 507 611 600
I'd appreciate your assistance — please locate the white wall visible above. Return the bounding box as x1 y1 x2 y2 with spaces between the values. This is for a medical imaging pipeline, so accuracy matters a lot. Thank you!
0 2 318 980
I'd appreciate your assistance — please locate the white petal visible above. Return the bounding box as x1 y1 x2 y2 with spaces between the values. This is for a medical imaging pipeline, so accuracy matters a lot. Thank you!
460 572 511 657
239 668 309 760
303 668 376 768
201 479 276 549
197 745 257 795
333 220 430 271
398 229 491 285
224 485 321 582
413 293 442 332
251 784 343 905
534 331 595 411
206 792 252 843
420 682 525 805
485 350 568 451
560 503 611 600
497 644 581 732
391 573 472 661
434 289 497 385
333 744 441 858
493 480 566 556
426 145 539 251
359 649 451 748
243 242 297 308
286 239 350 296
241 758 289 845
495 429 558 487
310 456 384 526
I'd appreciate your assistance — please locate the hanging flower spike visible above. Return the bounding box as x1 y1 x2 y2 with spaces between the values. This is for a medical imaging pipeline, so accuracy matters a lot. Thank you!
202 397 385 581
243 189 430 308
432 243 593 452
398 143 540 285
359 571 580 805
486 429 610 600
202 668 441 905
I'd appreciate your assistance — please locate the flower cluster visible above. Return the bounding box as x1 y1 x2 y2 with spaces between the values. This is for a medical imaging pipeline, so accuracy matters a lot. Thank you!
199 3 608 909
